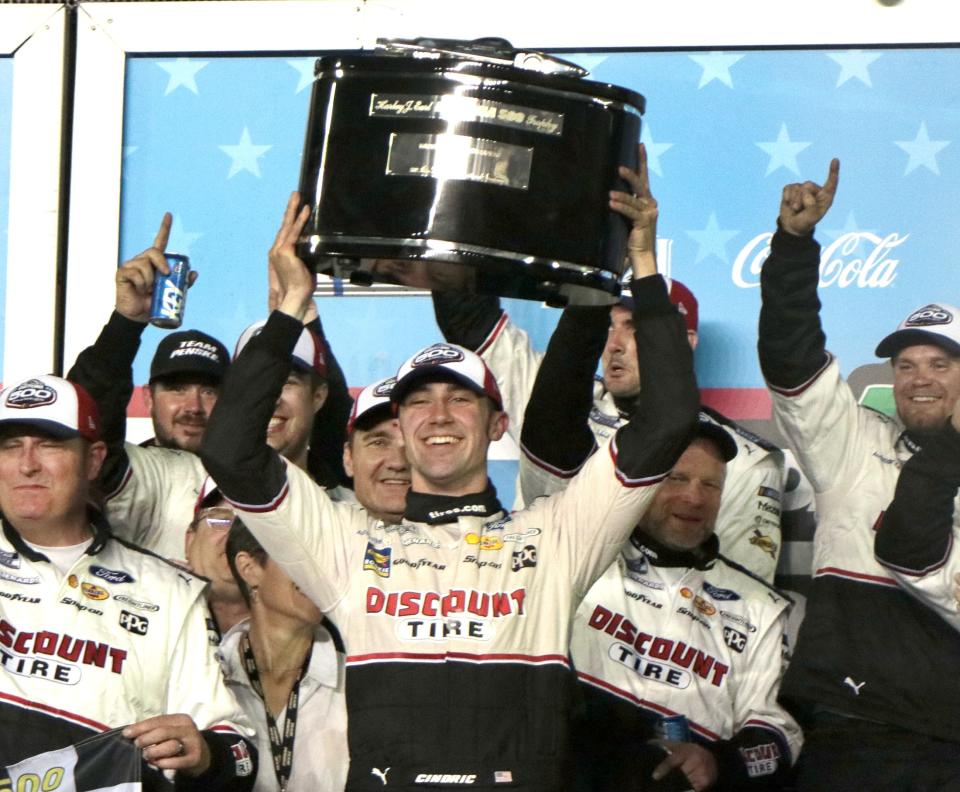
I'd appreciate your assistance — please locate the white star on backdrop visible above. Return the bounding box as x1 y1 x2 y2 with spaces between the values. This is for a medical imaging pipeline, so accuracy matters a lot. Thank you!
823 211 875 242
219 127 272 179
157 58 209 96
166 216 202 257
688 52 745 89
756 123 811 177
685 213 739 264
827 50 882 88
640 126 673 178
287 59 316 94
895 122 950 175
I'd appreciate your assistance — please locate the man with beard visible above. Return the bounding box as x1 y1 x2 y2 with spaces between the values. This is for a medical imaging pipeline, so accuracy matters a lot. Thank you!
758 158 960 789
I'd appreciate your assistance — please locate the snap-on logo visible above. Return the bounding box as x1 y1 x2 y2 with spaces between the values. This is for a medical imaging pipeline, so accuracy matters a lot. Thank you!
412 344 464 367
374 377 396 397
5 380 57 409
904 304 952 327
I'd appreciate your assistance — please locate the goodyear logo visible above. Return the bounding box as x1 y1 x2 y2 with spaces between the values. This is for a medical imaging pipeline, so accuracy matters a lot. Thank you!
363 542 392 578
81 582 109 601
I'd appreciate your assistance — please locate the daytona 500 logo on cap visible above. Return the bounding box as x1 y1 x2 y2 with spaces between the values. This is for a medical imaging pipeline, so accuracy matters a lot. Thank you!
412 344 465 367
904 304 952 327
5 379 57 409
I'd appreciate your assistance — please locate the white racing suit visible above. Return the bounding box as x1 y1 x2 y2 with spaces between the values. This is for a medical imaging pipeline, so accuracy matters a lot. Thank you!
0 512 256 789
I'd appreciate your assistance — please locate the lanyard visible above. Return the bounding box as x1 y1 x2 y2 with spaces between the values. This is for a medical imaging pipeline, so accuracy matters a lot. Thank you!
240 632 312 792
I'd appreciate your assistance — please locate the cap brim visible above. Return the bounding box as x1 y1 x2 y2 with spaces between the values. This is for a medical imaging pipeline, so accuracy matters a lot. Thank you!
0 418 82 441
696 421 738 462
391 369 488 406
875 328 960 358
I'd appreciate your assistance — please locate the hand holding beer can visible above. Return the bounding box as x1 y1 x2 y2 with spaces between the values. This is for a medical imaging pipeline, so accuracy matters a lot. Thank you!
150 254 190 328
656 714 691 743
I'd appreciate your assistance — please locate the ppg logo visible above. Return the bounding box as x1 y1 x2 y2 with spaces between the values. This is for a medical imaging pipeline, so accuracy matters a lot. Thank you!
5 379 57 409
412 344 464 367
723 626 747 653
905 304 952 327
119 609 149 636
157 279 184 319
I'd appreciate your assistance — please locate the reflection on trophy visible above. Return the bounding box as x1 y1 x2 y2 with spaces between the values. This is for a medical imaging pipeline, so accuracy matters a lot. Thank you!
296 37 645 306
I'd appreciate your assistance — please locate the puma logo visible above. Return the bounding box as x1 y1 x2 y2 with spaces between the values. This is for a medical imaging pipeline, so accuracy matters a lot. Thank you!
843 676 865 695
371 767 390 785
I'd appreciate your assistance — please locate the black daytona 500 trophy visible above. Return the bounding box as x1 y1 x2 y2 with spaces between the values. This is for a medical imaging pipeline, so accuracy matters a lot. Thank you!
296 37 645 306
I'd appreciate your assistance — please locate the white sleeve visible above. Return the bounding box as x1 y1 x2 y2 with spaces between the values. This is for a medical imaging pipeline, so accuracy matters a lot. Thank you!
105 443 205 558
225 461 368 613
477 313 544 444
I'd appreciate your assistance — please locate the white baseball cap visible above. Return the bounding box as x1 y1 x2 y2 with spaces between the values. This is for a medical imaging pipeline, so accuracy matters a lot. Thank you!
0 375 101 442
348 377 396 433
391 343 503 410
875 303 960 358
234 319 327 377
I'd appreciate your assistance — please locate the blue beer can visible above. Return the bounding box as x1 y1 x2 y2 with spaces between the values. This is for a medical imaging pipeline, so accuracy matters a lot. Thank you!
656 714 691 742
149 254 190 328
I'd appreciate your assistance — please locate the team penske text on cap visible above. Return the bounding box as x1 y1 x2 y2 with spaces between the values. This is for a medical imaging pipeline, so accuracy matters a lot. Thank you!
348 377 396 433
391 343 503 410
234 319 328 377
0 375 101 442
875 303 960 358
149 329 230 384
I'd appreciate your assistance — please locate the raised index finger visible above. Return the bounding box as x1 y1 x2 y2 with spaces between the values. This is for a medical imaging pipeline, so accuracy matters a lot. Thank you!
636 142 651 198
152 213 172 251
821 158 840 199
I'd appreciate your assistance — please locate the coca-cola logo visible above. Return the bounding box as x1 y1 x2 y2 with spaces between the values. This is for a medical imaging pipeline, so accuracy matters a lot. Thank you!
731 232 907 289
6 379 57 409
904 304 952 327
412 344 464 367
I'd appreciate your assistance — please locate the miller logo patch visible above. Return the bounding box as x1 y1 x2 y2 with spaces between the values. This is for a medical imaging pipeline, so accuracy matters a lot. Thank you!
412 344 464 367
0 549 20 569
363 542 392 578
81 582 109 601
5 379 57 409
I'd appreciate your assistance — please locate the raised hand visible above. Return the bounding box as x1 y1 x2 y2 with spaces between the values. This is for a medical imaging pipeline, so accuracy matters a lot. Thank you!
609 142 659 279
779 158 840 237
114 214 197 323
268 192 317 323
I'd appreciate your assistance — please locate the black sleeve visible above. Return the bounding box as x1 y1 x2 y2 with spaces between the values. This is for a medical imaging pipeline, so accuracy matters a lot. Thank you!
306 315 352 489
875 426 960 573
518 305 609 472
431 290 504 351
708 726 793 791
67 311 146 493
609 274 700 479
174 731 256 792
200 310 303 505
757 224 831 390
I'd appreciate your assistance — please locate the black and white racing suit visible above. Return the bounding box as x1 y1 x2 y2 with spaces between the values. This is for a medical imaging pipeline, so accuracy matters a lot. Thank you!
0 511 256 789
569 534 801 791
759 224 960 786
201 275 699 791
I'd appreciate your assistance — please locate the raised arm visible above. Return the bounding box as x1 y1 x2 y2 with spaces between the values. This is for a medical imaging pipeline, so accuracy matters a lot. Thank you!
757 159 838 390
